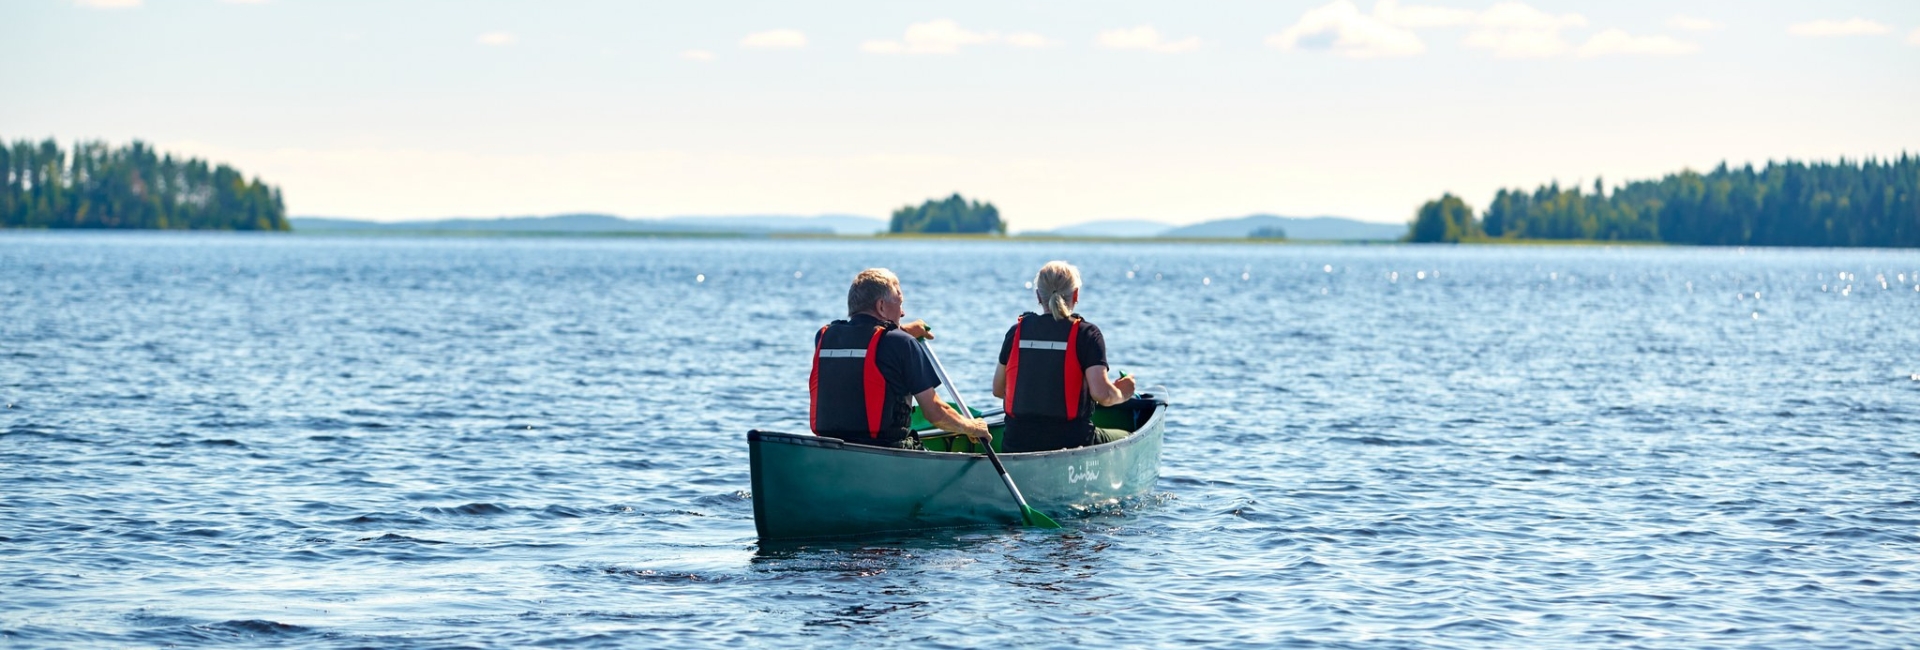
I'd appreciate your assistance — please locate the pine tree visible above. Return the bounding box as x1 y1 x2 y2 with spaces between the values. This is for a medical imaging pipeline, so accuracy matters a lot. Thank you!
0 138 287 231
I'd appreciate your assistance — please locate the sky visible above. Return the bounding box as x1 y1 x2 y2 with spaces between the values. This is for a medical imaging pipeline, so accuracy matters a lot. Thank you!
6 1 1919 229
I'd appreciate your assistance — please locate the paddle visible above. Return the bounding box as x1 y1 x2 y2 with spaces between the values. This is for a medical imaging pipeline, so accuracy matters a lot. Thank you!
916 337 1062 530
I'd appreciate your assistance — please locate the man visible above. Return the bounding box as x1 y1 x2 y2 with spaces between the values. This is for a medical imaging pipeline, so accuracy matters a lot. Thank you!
810 268 990 449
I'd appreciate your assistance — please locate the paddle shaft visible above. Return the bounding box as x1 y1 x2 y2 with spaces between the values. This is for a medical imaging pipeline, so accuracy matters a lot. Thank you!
916 339 1039 517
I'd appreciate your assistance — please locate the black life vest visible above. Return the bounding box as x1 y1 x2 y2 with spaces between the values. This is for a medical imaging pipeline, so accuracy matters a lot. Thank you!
1003 313 1092 423
808 319 912 442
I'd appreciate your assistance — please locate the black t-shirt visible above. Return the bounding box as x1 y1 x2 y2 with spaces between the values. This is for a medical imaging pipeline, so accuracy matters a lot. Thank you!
826 314 940 400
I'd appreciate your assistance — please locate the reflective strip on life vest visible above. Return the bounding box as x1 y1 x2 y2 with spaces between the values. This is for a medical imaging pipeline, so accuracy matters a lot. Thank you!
1018 340 1068 350
816 348 867 358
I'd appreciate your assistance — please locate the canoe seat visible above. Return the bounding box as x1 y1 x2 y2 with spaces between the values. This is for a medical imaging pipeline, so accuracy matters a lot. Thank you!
913 393 1165 454
1091 394 1163 433
910 402 1003 453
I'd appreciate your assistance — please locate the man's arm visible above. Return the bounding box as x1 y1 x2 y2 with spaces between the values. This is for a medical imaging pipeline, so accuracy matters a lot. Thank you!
1084 364 1137 407
991 363 1007 399
914 387 990 442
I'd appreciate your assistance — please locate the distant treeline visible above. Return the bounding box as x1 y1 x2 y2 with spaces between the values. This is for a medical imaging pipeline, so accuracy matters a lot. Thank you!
1410 155 1920 247
2 139 288 231
889 193 1005 234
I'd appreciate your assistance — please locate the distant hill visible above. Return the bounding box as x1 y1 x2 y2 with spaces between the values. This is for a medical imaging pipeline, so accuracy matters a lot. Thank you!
1019 215 1404 240
290 213 1405 240
656 215 886 235
1022 219 1174 238
290 214 887 236
1158 215 1404 240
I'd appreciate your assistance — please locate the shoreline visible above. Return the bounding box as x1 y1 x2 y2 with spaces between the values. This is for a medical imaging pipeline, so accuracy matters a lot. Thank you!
309 230 1405 245
3 227 1831 249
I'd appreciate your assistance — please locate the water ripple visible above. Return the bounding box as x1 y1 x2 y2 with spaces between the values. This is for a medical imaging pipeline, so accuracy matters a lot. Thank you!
2 233 1917 647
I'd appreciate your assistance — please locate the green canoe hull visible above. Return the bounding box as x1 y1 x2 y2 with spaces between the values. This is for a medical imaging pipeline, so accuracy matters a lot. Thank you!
748 398 1166 541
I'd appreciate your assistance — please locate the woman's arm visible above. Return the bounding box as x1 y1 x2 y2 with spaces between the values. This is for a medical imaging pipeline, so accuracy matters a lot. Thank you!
1084 365 1137 407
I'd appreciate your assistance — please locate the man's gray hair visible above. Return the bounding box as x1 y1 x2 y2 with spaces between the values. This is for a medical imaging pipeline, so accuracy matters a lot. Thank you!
847 268 901 317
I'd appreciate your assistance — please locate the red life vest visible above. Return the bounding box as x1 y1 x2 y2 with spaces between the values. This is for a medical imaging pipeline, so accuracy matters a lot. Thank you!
1003 313 1089 422
808 320 910 442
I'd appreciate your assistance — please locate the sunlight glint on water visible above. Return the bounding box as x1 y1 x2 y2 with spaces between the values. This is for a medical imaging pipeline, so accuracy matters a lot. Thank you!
2 232 1918 648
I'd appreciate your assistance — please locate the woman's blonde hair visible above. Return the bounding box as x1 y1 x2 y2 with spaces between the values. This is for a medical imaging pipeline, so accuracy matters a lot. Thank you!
1033 261 1081 320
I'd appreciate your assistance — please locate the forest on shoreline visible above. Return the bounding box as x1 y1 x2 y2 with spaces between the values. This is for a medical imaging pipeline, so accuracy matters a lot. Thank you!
1 139 287 231
11 138 1912 249
1410 155 1919 247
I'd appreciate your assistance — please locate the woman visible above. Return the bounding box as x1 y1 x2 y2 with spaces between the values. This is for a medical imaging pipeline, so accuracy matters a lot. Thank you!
991 261 1137 453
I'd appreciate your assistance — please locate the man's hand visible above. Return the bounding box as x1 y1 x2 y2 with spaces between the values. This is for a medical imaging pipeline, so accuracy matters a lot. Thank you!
1115 374 1137 400
914 387 986 441
899 319 932 340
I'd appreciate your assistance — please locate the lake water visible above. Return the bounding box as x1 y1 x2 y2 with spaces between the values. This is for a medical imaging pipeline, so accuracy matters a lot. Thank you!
3 232 1918 648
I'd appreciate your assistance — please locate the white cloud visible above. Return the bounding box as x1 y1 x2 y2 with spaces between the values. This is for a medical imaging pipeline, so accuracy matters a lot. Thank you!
1666 15 1718 32
1270 1 1588 59
71 0 141 8
1462 2 1587 58
1375 0 1475 28
1005 32 1059 48
862 19 996 55
1472 3 1587 31
740 29 807 49
1910 27 1920 46
1577 29 1700 58
1267 0 1426 58
1788 18 1891 37
476 32 516 46
680 49 714 61
1098 25 1202 53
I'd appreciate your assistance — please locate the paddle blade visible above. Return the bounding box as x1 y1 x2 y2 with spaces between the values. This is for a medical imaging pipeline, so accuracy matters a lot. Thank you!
1022 506 1063 529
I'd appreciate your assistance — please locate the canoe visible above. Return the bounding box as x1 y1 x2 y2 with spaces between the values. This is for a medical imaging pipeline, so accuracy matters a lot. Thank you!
747 394 1167 541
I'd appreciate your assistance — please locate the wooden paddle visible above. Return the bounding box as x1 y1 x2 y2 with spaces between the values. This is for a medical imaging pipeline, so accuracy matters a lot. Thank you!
917 337 1062 529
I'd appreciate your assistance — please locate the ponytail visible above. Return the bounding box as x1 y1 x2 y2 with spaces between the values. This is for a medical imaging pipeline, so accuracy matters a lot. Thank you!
1048 294 1072 320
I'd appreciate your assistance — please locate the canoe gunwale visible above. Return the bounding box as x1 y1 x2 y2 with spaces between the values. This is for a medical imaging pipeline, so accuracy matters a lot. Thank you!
748 401 1166 464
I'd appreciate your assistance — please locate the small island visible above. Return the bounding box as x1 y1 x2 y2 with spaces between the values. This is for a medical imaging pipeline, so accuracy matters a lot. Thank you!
1 139 287 231
1247 225 1288 240
889 193 1005 234
1408 154 1919 247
